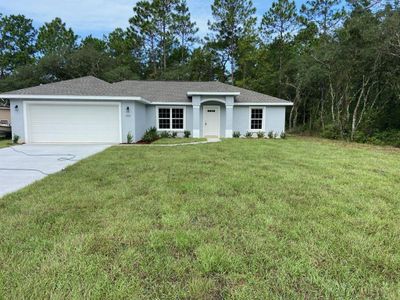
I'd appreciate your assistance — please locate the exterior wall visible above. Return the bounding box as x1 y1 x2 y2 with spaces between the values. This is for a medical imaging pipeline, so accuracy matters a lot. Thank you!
9 98 287 143
265 106 286 135
0 108 10 124
10 100 25 142
133 102 146 142
232 105 286 136
120 101 135 143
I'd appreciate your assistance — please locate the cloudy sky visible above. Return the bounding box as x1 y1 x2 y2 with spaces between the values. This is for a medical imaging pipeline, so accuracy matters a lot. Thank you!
0 0 306 39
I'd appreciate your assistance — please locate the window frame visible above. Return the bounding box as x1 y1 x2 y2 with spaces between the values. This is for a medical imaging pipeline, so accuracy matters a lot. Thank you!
156 106 186 131
248 107 266 132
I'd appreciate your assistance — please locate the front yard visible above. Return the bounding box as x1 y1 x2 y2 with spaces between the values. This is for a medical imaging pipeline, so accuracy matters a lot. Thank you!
0 139 11 148
0 137 399 299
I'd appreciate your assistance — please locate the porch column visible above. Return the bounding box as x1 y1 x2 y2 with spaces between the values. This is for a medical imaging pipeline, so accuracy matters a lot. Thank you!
225 96 234 138
192 96 201 138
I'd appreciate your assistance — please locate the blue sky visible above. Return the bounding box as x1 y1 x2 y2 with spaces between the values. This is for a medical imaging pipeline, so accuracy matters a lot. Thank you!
0 0 307 39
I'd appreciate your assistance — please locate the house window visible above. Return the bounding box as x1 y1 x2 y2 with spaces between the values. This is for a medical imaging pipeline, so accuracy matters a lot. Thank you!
250 108 264 130
157 107 184 130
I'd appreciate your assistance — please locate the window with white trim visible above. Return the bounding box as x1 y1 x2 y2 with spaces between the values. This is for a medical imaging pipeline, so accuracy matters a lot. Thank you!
250 108 263 130
157 107 184 130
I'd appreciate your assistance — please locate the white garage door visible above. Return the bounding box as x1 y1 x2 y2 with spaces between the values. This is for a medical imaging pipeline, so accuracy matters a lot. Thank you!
26 102 121 143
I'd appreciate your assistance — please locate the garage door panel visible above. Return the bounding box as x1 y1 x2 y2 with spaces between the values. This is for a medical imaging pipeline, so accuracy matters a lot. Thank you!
27 103 120 143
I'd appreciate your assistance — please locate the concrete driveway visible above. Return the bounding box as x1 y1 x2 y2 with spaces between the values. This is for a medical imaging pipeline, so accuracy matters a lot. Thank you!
0 144 111 198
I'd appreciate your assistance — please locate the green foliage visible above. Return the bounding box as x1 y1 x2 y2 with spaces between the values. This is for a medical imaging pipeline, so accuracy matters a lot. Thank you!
184 130 191 138
257 131 265 138
321 124 341 140
36 17 77 56
245 131 252 138
233 131 241 138
12 134 19 144
267 131 274 139
280 131 287 139
127 132 133 144
160 131 171 138
171 132 178 138
142 127 159 143
0 14 36 77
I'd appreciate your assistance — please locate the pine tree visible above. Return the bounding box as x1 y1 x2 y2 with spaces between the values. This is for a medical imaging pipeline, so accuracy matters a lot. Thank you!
207 0 256 84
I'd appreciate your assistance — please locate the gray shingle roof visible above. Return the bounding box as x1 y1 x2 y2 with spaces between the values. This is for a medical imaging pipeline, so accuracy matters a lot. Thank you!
0 76 291 104
1 76 116 96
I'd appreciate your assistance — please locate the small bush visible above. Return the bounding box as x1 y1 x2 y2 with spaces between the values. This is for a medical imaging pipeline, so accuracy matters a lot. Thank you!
127 132 133 144
321 124 341 140
267 131 274 139
160 131 171 138
13 134 20 144
280 132 286 139
273 132 278 139
245 132 252 138
171 132 178 138
257 131 265 139
233 131 241 138
142 127 159 143
184 130 191 138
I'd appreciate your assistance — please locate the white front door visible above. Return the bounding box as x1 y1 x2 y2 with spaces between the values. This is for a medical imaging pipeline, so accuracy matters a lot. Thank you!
203 105 220 137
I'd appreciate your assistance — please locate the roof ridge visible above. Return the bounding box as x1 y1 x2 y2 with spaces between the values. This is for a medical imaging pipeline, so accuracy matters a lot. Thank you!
114 80 219 84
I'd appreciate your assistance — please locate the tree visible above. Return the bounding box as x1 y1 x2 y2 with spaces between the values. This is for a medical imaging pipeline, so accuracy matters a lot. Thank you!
171 0 199 64
260 0 299 95
300 0 345 36
0 14 36 78
36 17 77 56
207 0 257 84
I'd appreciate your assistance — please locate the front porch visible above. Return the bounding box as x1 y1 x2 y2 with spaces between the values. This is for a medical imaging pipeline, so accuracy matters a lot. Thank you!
191 94 235 138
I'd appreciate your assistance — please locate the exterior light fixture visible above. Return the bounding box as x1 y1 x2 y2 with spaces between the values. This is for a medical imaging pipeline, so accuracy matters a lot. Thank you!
126 106 130 113
14 105 19 111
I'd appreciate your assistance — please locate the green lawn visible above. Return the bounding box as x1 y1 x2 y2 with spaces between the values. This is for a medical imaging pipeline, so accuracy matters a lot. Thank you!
0 139 11 148
152 137 207 144
1 137 399 299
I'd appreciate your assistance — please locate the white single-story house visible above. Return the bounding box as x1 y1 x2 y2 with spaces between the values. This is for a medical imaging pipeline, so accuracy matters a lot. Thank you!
0 76 293 144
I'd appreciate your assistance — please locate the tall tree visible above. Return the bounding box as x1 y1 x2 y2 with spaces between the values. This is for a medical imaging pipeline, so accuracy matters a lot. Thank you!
36 17 77 56
300 0 345 36
0 14 36 78
260 0 299 95
171 0 199 65
207 0 257 84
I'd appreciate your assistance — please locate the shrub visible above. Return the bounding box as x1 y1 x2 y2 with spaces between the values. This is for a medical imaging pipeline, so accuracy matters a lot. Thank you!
280 132 286 139
273 132 278 139
267 131 274 139
142 127 159 143
13 134 20 144
171 132 178 138
321 124 341 140
245 132 252 138
160 131 171 138
257 131 265 139
184 130 191 138
233 131 241 138
127 132 133 144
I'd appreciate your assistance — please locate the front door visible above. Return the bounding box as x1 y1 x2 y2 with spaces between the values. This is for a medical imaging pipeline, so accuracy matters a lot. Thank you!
203 105 220 137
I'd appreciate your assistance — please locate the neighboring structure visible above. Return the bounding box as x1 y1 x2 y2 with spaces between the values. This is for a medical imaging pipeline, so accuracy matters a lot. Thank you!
0 106 11 138
0 106 10 126
0 76 292 144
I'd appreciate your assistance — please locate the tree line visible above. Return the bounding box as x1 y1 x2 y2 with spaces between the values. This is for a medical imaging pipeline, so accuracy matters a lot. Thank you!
0 0 399 145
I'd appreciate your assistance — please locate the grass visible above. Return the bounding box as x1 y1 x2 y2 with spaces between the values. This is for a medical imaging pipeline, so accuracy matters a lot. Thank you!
0 137 399 299
0 139 11 148
152 137 207 144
